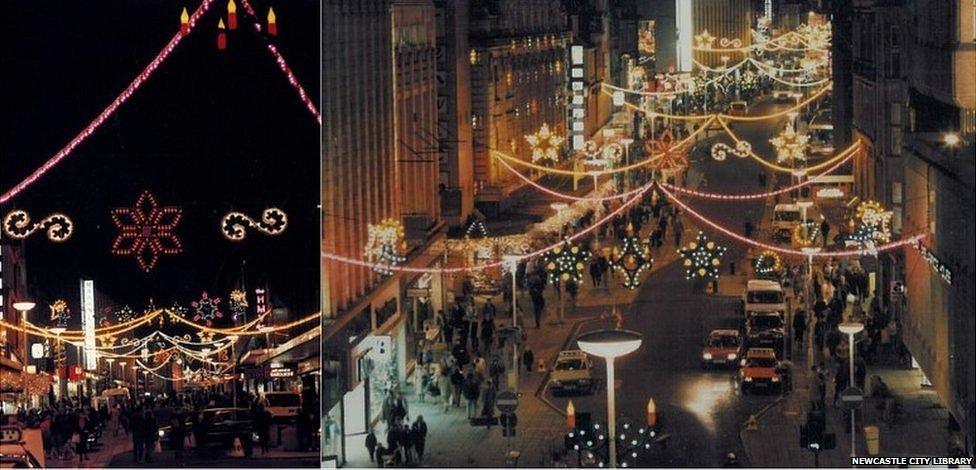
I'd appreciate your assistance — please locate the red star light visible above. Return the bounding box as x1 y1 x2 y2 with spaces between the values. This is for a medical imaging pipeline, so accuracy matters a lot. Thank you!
111 190 183 272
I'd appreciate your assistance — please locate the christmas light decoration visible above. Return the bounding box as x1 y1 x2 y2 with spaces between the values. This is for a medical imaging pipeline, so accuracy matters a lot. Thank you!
693 30 717 50
191 292 223 327
364 218 406 275
849 201 892 246
646 129 688 178
565 421 656 468
678 232 726 280
220 208 288 241
217 19 227 51
0 0 216 206
791 221 821 248
266 6 277 36
465 219 489 239
752 251 782 275
770 123 809 163
543 240 590 284
227 0 238 30
115 306 136 324
525 123 565 163
710 141 752 161
228 289 248 321
110 190 183 272
2 210 73 242
610 231 654 289
911 240 952 285
50 300 70 327
180 7 190 36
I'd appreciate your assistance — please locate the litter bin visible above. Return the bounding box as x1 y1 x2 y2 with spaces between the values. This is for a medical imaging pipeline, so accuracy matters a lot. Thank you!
864 425 880 455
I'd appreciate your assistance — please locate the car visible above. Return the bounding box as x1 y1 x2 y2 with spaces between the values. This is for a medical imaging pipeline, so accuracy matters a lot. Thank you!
743 279 787 315
157 409 195 449
772 89 793 102
549 350 595 395
701 329 741 368
771 204 802 241
262 391 302 424
739 348 781 394
193 408 257 453
727 101 749 116
745 312 787 357
807 123 834 156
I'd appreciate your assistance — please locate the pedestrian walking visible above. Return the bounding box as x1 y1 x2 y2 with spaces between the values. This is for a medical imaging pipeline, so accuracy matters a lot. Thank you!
411 416 427 463
820 218 830 247
74 411 89 463
793 310 807 344
450 367 464 408
169 413 186 458
130 408 145 463
143 409 158 464
463 373 481 419
672 216 684 247
522 347 535 374
365 430 378 462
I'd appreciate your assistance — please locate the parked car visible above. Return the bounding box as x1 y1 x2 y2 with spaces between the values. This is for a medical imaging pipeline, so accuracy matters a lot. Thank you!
549 350 595 395
262 391 302 424
739 348 781 394
194 408 256 453
701 329 741 368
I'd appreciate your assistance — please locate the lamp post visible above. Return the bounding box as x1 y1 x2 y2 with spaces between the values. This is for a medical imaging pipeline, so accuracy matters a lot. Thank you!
502 255 520 391
838 322 864 458
577 329 644 468
801 247 821 365
50 327 66 401
105 358 115 385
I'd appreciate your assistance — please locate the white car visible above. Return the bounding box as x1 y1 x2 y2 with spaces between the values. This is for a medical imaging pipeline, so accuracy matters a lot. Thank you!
262 391 302 423
549 350 595 395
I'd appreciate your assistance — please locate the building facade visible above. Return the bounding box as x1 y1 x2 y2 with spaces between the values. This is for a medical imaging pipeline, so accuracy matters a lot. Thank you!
691 0 755 69
469 0 571 215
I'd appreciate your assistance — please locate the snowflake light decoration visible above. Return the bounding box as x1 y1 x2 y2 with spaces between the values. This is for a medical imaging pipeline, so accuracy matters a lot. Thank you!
769 123 810 163
610 232 654 289
849 201 892 247
191 292 223 327
3 210 74 242
543 240 590 284
645 129 689 178
678 232 726 280
228 289 249 321
115 306 136 323
525 123 565 163
50 300 70 327
110 190 183 272
220 208 288 241
753 251 783 275
374 244 407 276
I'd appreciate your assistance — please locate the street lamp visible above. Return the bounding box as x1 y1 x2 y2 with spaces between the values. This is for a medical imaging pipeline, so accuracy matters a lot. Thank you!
838 322 864 459
577 329 644 468
800 247 821 364
502 255 521 391
12 301 36 314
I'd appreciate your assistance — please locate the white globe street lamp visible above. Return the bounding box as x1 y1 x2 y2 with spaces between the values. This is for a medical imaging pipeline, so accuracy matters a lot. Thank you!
577 329 644 468
838 321 864 458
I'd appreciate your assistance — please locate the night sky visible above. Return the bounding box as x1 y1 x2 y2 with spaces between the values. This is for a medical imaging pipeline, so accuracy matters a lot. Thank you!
1 1 319 327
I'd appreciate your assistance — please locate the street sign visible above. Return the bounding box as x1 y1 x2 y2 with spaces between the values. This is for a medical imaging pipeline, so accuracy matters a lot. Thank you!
497 390 518 413
840 386 864 409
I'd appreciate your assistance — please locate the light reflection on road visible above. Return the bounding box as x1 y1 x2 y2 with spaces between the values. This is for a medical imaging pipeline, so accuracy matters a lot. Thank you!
679 373 737 435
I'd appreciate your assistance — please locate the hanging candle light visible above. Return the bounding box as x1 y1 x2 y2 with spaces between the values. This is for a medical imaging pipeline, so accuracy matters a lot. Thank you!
180 7 190 36
227 0 238 30
267 7 277 37
217 19 227 51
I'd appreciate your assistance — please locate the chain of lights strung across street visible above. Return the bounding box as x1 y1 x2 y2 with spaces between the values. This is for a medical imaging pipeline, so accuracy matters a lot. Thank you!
0 0 317 205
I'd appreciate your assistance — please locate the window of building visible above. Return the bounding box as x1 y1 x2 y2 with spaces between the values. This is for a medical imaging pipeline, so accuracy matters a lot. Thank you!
892 182 903 204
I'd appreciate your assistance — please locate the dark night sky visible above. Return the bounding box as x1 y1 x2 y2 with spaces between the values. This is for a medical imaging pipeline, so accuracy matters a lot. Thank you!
0 1 319 326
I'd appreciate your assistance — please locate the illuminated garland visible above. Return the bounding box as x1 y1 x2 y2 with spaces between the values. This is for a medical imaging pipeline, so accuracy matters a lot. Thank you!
610 233 653 289
525 123 565 163
710 141 752 161
0 0 217 205
111 190 183 272
543 241 590 284
753 251 782 275
220 208 288 241
3 211 74 242
678 232 726 280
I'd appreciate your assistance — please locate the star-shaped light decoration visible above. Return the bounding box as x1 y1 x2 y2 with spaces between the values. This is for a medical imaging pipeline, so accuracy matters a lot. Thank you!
525 123 565 163
197 330 216 344
543 240 590 285
110 190 183 272
228 289 249 322
610 226 654 289
191 292 223 327
693 30 716 49
769 123 810 163
645 129 689 179
50 300 70 327
753 250 783 275
678 232 726 280
115 306 136 323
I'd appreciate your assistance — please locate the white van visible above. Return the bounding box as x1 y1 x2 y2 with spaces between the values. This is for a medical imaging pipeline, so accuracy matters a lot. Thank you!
772 204 802 241
743 279 788 316
808 123 834 156
262 391 302 423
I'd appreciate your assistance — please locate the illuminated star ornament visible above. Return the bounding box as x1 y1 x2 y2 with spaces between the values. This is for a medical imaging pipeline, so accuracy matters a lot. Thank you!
191 292 223 327
525 123 565 163
770 123 810 163
115 306 136 324
543 240 590 285
848 201 892 248
645 129 688 178
693 30 717 50
110 190 183 272
220 208 288 241
753 251 783 275
3 210 74 242
678 232 726 280
228 289 249 321
364 218 407 275
610 227 653 289
50 300 71 327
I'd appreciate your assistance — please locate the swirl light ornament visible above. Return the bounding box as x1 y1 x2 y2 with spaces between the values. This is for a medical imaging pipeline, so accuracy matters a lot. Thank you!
3 211 74 242
710 141 752 161
220 208 288 241
525 123 565 163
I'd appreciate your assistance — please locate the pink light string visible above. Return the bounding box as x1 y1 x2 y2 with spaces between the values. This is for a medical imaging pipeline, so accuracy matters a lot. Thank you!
0 0 217 205
655 183 924 258
494 156 647 202
238 0 321 124
660 147 857 200
322 178 657 274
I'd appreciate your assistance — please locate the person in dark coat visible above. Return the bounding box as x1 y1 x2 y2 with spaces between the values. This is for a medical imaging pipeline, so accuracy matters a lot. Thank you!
365 430 378 462
522 347 535 373
143 409 158 463
793 310 807 344
130 408 145 463
411 416 428 463
169 413 186 458
255 403 272 454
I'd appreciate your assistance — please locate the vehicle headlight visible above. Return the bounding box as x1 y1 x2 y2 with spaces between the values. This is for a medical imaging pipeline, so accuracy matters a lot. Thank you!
158 430 165 437
702 353 713 360
771 376 780 382
743 377 753 382
727 353 737 361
